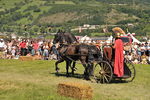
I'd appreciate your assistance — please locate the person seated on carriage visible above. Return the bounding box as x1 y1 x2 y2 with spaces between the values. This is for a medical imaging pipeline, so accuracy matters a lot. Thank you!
112 27 125 77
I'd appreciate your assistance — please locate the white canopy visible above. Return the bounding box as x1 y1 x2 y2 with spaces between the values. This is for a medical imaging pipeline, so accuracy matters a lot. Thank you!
106 35 113 43
129 34 141 44
79 35 92 43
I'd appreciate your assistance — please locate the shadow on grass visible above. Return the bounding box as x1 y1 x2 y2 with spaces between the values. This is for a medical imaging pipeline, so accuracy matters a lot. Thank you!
50 72 84 79
110 79 129 84
50 72 131 84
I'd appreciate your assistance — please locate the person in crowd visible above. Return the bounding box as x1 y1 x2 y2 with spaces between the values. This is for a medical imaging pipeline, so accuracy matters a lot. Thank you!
32 41 39 56
148 43 150 56
127 53 133 61
27 41 33 55
132 42 138 55
141 52 148 64
137 44 142 56
43 43 50 60
0 39 5 51
0 39 6 58
145 42 149 56
141 43 146 56
148 55 150 64
132 54 140 64
11 46 16 59
19 40 27 56
124 43 131 55
38 40 44 56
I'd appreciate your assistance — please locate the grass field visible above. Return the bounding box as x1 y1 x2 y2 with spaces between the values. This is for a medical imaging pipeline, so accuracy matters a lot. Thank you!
0 59 150 100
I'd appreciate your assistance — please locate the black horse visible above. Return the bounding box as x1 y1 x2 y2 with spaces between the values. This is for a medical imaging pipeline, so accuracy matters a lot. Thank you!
52 31 102 80
52 31 78 75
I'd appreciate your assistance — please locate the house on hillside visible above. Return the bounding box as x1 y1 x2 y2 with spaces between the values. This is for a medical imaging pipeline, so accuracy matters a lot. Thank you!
11 33 17 39
71 24 100 33
0 32 7 39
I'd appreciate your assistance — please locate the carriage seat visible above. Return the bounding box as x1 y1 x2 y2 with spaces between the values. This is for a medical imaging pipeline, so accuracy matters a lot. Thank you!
103 46 114 62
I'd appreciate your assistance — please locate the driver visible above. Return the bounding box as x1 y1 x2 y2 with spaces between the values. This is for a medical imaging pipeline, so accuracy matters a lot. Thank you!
112 27 124 77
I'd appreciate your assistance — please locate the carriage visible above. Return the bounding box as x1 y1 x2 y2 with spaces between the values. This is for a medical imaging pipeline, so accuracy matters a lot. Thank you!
93 35 136 83
94 47 136 83
53 31 136 84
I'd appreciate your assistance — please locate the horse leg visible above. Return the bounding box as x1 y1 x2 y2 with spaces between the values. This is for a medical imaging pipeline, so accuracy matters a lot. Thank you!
71 61 76 75
87 62 97 82
66 60 71 77
87 62 94 77
80 56 89 80
55 58 64 73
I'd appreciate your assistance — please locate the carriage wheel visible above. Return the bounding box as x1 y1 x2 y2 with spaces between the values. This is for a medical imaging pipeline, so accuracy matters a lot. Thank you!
94 61 113 84
121 58 136 82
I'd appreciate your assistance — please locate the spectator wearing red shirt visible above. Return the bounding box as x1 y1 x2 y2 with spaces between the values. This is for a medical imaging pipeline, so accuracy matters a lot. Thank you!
32 41 39 55
19 40 27 56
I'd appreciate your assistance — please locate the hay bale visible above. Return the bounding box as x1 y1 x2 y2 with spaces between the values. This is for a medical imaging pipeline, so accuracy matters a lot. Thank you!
19 55 42 61
57 82 93 100
0 52 3 58
19 56 34 61
32 55 42 60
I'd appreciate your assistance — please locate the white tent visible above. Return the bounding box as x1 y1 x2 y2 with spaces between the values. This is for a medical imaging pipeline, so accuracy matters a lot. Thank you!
106 35 113 44
129 34 141 44
148 40 150 44
79 35 92 43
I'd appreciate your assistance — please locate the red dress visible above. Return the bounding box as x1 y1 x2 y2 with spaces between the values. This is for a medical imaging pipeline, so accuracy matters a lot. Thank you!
114 39 124 77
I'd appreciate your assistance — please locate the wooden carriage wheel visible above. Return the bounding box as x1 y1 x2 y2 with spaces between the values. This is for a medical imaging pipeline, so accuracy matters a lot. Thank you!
120 58 136 82
94 61 113 83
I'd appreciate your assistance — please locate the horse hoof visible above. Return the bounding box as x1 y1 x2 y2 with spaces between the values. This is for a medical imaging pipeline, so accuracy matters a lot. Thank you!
71 72 74 75
56 68 60 72
73 67 77 71
83 76 90 80
66 74 69 77
56 69 59 73
90 78 96 83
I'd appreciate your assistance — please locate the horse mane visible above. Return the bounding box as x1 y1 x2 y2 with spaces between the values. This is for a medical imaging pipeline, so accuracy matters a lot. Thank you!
63 32 77 44
54 30 77 44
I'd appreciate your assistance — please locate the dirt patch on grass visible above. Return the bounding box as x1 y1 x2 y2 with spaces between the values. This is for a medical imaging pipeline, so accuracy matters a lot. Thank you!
0 80 19 90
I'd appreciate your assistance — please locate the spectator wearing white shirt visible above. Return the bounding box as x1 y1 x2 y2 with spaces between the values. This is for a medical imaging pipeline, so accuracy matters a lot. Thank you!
141 44 145 56
132 42 138 55
137 44 142 56
145 43 150 56
0 39 5 51
148 56 150 64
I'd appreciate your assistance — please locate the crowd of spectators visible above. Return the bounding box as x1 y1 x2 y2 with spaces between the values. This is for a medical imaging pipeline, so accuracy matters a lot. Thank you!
0 38 150 64
124 42 150 64
0 38 57 60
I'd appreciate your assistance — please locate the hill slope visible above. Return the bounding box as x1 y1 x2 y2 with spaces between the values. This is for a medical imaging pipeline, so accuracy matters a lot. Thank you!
0 0 150 36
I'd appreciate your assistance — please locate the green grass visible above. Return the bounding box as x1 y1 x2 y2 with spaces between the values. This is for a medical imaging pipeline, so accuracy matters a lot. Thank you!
0 0 21 9
0 59 150 100
90 32 112 37
55 1 75 5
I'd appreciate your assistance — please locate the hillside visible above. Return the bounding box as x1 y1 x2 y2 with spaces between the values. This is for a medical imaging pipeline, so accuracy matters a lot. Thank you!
0 0 150 37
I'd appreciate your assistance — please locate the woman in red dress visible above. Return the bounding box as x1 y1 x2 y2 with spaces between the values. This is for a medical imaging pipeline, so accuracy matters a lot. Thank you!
114 37 124 77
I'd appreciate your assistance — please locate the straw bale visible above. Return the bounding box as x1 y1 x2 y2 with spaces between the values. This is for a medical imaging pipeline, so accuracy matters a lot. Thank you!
19 56 34 61
57 82 93 100
19 55 42 61
32 55 42 60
